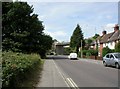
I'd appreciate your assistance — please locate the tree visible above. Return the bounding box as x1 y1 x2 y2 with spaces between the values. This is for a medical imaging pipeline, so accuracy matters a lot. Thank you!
2 2 53 58
115 41 120 52
93 34 99 39
70 24 85 54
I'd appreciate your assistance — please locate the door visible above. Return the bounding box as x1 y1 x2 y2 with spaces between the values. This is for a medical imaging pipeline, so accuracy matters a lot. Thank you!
109 54 115 66
105 54 110 65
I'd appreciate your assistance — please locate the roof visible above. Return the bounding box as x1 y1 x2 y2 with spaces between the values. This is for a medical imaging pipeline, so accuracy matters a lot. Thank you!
109 30 120 42
90 29 120 45
100 32 114 43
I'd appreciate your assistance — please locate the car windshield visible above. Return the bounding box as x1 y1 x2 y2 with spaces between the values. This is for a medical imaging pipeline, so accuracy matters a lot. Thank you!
114 53 120 58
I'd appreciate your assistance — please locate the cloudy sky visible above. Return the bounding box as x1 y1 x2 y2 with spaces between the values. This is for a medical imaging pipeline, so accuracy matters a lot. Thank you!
16 0 119 42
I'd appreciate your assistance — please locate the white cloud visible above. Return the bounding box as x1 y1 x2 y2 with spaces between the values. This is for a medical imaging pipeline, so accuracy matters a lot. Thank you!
17 1 118 41
18 0 119 2
44 30 68 42
99 23 116 34
105 23 116 28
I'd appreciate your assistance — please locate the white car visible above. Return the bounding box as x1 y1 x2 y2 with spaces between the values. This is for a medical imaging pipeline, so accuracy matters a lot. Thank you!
68 53 77 60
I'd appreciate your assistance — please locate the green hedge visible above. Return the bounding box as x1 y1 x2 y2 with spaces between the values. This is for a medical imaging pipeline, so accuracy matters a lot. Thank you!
2 51 41 87
80 49 98 56
115 41 120 52
102 46 113 57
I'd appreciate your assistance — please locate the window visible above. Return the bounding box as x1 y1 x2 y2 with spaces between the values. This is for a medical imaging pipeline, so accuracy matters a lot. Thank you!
110 54 114 58
106 54 109 58
114 53 120 58
110 42 112 46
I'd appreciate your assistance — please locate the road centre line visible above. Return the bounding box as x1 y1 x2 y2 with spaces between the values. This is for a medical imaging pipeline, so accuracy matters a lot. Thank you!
52 59 79 89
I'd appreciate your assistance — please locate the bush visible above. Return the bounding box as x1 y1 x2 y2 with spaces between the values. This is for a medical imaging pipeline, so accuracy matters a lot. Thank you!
102 46 113 57
2 51 41 87
115 41 120 52
64 47 73 55
78 49 98 58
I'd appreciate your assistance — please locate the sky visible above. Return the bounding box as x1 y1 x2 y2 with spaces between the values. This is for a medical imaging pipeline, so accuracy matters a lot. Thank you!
14 0 119 42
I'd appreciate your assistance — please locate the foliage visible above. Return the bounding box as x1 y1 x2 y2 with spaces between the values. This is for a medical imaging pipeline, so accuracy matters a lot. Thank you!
86 39 93 44
115 41 120 52
64 47 73 55
70 24 85 54
102 46 113 57
2 51 41 87
93 34 99 39
2 2 53 58
83 49 98 56
78 49 98 58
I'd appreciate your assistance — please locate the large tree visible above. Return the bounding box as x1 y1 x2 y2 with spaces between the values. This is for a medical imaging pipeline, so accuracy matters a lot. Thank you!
2 2 53 58
70 24 85 54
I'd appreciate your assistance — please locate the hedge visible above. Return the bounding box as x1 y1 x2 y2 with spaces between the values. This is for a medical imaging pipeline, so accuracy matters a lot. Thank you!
78 49 98 57
2 51 41 87
102 46 113 57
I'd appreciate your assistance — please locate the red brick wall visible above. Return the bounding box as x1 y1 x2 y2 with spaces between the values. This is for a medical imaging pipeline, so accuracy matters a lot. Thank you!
99 43 103 57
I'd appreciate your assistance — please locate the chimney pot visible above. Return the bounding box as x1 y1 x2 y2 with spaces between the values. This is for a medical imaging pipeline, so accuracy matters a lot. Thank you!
102 30 107 36
114 24 119 32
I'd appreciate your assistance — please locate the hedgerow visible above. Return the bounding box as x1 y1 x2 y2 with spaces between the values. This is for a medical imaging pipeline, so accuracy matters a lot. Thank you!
2 51 41 87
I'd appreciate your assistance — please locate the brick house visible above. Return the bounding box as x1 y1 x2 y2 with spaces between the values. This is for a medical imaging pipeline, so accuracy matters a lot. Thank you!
91 24 120 57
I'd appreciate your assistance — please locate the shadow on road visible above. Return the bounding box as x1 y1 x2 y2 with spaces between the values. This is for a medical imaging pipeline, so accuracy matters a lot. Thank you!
46 55 68 60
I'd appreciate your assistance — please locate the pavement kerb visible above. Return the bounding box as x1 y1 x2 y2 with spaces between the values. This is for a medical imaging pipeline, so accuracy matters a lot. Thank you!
36 59 68 87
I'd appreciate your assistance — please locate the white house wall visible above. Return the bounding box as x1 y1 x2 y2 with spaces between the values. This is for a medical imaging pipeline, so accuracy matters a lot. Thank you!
108 41 115 49
103 41 115 49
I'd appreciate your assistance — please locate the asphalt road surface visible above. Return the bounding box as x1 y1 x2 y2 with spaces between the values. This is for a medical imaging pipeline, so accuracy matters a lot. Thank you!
48 55 119 88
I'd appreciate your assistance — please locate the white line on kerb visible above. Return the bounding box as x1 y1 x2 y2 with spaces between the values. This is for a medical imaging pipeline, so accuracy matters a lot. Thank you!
52 59 79 89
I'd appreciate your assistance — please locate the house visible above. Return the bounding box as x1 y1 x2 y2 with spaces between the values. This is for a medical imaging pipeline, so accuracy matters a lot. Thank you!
92 24 120 57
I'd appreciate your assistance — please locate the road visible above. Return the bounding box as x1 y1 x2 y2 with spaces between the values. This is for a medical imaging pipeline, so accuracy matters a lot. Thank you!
49 55 119 88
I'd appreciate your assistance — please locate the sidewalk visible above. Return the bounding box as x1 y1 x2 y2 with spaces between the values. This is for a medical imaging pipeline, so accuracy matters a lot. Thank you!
36 59 68 87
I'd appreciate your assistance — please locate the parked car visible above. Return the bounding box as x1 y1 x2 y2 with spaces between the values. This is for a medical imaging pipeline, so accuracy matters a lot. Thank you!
68 53 77 60
103 53 120 69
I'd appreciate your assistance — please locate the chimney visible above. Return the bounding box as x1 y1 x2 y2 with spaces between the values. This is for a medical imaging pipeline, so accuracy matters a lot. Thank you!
102 30 107 36
114 24 119 32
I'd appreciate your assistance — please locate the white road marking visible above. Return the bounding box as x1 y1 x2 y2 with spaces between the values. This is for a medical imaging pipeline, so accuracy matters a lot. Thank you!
52 59 79 89
52 59 70 88
66 78 79 89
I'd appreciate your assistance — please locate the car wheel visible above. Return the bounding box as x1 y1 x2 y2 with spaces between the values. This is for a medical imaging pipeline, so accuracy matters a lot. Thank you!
103 61 107 67
115 63 119 69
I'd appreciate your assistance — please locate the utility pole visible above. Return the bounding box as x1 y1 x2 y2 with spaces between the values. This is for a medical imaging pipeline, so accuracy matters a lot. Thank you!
81 40 83 58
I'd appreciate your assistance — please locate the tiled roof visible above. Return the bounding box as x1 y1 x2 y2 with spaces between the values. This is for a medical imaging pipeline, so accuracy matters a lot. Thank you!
109 30 120 42
90 30 120 45
100 32 114 43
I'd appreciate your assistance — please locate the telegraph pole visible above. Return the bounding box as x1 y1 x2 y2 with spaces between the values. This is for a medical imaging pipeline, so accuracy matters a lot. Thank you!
81 40 83 58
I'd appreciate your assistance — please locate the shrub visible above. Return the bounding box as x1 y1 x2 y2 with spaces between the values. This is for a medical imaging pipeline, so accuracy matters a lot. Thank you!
2 51 41 87
102 46 113 57
78 49 98 58
64 47 73 55
115 41 120 52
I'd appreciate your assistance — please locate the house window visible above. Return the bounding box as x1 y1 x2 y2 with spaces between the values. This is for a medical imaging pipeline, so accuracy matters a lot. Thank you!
111 42 112 46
